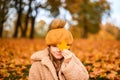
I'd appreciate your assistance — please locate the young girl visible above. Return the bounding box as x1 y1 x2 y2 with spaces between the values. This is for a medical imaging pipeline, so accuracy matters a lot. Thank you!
29 18 89 80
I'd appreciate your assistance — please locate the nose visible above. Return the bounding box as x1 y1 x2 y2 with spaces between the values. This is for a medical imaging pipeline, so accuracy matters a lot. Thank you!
56 47 60 51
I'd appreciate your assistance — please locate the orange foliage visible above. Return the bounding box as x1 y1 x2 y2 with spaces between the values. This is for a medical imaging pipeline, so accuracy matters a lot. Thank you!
0 38 120 79
0 38 46 80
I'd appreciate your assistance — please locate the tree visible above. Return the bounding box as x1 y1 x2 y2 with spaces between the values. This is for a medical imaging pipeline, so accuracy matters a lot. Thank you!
12 0 40 38
29 0 40 38
65 0 110 38
46 0 61 17
0 0 111 38
13 0 24 37
104 23 120 40
0 0 10 37
22 0 32 37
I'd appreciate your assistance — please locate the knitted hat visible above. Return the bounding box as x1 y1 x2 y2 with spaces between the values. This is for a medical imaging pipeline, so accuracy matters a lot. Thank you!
45 18 73 45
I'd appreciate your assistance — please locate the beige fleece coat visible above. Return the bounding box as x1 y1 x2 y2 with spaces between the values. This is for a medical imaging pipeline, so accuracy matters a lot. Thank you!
29 48 89 80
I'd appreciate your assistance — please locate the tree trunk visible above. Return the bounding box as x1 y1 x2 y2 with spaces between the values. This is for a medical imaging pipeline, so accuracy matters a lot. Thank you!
0 25 3 37
13 0 23 38
0 0 8 37
82 17 88 38
29 17 35 39
29 2 38 39
0 16 4 37
13 14 21 37
22 0 32 37
81 0 88 38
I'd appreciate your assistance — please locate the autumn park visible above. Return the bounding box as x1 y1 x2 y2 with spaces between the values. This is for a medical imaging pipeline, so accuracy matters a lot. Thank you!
0 0 120 80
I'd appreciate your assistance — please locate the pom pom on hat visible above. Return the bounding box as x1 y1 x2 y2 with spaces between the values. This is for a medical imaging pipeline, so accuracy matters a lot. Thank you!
49 18 66 29
45 18 73 45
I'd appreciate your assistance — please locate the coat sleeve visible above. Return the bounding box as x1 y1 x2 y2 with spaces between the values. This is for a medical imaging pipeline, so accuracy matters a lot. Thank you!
61 55 89 80
29 61 43 80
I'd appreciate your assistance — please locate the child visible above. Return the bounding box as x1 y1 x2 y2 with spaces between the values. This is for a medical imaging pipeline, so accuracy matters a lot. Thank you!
29 18 89 80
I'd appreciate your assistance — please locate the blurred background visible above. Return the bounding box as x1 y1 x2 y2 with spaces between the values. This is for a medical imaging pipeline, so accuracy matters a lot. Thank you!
0 0 120 40
0 0 120 80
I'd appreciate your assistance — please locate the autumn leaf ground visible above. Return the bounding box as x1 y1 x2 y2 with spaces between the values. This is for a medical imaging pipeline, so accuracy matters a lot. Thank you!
0 38 120 80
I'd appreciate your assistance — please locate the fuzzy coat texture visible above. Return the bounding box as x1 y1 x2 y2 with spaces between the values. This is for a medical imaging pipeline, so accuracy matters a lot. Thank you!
29 48 89 80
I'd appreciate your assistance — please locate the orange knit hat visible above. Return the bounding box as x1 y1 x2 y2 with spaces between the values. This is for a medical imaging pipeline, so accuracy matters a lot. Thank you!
45 18 73 45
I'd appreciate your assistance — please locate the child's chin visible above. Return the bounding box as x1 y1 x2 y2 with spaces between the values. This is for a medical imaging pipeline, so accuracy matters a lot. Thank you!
55 56 63 59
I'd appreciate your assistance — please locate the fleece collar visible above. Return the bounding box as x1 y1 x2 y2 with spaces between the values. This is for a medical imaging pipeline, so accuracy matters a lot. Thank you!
30 48 58 80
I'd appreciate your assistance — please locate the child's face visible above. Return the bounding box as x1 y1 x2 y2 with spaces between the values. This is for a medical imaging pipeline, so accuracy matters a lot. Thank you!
50 45 63 59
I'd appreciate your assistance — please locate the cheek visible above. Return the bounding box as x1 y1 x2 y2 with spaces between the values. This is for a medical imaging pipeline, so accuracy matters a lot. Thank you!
50 47 62 55
50 46 59 52
51 48 56 52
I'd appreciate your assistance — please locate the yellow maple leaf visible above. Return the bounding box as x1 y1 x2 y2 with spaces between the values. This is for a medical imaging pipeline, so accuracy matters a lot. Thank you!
57 41 70 50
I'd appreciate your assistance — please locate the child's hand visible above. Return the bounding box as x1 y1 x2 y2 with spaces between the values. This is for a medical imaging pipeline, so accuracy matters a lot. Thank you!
62 49 73 63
